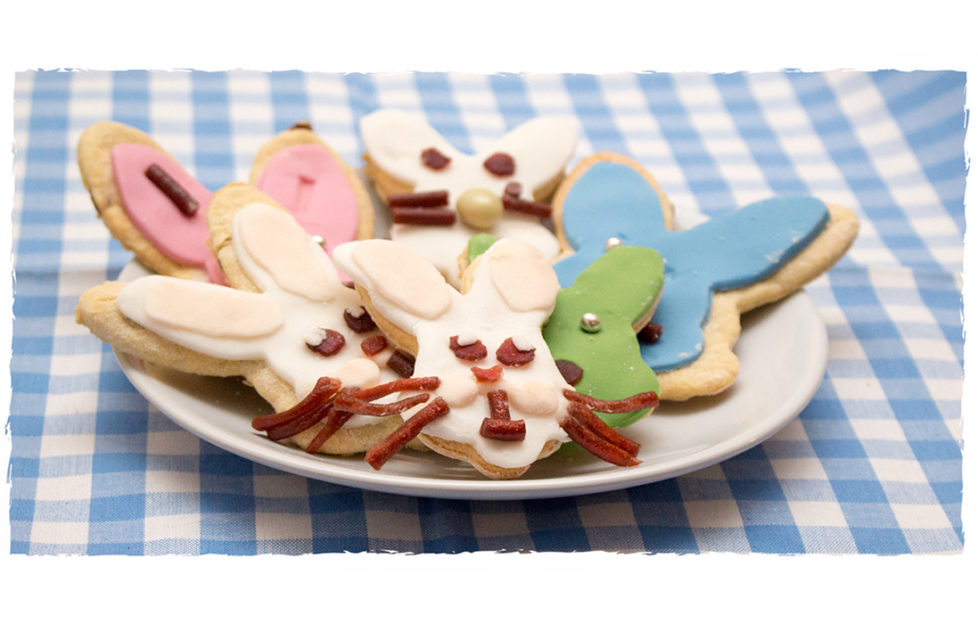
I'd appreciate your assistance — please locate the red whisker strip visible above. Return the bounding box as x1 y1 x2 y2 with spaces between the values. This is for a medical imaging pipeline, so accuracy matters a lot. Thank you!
392 207 457 225
387 190 449 208
351 376 441 402
365 398 450 470
486 390 510 421
252 377 342 431
305 408 354 454
480 418 526 441
266 402 334 441
559 416 641 467
334 393 430 416
502 195 552 218
562 389 659 414
567 401 640 456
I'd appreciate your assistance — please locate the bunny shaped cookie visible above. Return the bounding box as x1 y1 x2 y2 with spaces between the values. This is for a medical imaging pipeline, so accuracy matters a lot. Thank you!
333 237 658 478
77 121 373 284
551 152 860 401
466 234 665 429
360 109 578 286
76 184 415 455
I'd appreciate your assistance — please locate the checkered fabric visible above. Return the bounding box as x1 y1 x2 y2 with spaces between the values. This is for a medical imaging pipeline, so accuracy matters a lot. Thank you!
9 70 964 554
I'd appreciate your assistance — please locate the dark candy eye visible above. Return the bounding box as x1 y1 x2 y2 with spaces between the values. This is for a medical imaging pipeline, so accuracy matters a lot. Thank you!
344 306 377 333
421 147 451 170
449 335 488 361
495 337 535 367
306 328 345 357
483 152 515 177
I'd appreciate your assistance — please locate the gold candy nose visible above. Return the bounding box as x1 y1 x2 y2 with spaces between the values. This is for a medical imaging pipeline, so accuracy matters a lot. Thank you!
456 187 504 230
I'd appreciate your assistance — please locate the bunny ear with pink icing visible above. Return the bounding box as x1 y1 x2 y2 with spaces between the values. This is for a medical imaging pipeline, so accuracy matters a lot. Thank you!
77 121 224 283
250 124 375 265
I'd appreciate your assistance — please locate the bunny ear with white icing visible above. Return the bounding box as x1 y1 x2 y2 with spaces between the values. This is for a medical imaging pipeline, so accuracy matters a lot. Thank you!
332 239 457 331
117 276 283 360
481 117 580 191
360 110 463 184
478 238 561 315
232 202 343 303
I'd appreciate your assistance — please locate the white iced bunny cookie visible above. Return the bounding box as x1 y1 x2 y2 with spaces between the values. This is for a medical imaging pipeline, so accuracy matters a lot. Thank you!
360 109 577 286
333 237 657 479
76 184 426 455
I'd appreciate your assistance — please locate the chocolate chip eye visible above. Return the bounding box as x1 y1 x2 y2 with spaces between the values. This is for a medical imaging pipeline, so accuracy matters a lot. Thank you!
483 152 515 177
449 335 488 361
344 306 377 333
306 328 346 357
495 337 535 367
421 147 451 170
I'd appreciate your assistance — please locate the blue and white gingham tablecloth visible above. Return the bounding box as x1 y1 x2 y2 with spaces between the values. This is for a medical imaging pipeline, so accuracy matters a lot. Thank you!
8 70 965 554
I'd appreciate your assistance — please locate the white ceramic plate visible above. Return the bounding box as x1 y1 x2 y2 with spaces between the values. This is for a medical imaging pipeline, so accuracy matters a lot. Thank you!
114 259 827 500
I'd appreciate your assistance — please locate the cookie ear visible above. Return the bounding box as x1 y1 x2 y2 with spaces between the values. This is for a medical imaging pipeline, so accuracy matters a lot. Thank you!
669 196 830 290
229 200 345 302
469 238 561 315
77 121 222 283
117 275 284 357
553 153 673 259
543 245 663 428
250 126 374 256
483 117 579 191
332 239 457 330
360 109 461 182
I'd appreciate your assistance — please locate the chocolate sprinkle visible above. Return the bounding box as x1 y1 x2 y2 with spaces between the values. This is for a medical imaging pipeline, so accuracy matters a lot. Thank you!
555 360 583 385
387 350 416 378
145 164 199 216
638 322 663 344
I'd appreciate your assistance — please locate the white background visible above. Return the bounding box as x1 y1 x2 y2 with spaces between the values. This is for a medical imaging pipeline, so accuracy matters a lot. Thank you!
1 1 974 621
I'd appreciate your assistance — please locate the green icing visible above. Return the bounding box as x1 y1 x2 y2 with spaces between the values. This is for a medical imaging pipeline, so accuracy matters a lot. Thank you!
466 233 500 265
542 246 664 428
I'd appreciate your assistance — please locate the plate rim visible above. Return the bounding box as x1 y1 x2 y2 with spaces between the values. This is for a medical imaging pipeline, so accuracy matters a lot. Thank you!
114 260 828 500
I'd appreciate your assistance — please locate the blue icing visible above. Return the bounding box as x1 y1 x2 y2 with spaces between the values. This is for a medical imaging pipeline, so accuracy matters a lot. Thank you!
554 161 829 372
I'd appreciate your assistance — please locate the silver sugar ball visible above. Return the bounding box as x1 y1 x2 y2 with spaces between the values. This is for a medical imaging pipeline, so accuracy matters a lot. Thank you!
581 312 602 333
605 237 624 250
312 235 326 247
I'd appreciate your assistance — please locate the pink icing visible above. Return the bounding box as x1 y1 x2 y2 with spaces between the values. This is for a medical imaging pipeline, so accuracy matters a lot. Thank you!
111 144 224 284
255 143 360 259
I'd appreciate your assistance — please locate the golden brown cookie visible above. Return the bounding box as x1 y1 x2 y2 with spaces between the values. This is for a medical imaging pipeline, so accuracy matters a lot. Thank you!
75 184 409 455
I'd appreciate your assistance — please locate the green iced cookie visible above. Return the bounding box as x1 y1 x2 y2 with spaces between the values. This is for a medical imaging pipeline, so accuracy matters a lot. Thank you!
543 245 664 428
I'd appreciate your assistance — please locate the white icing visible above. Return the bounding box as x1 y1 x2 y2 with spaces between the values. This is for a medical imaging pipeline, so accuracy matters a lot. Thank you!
134 277 284 338
455 332 478 347
304 327 327 346
119 202 399 431
346 305 366 318
238 202 338 301
502 378 560 416
349 239 452 320
360 109 576 286
488 239 560 313
334 237 572 469
335 358 381 388
438 371 479 408
510 335 534 353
